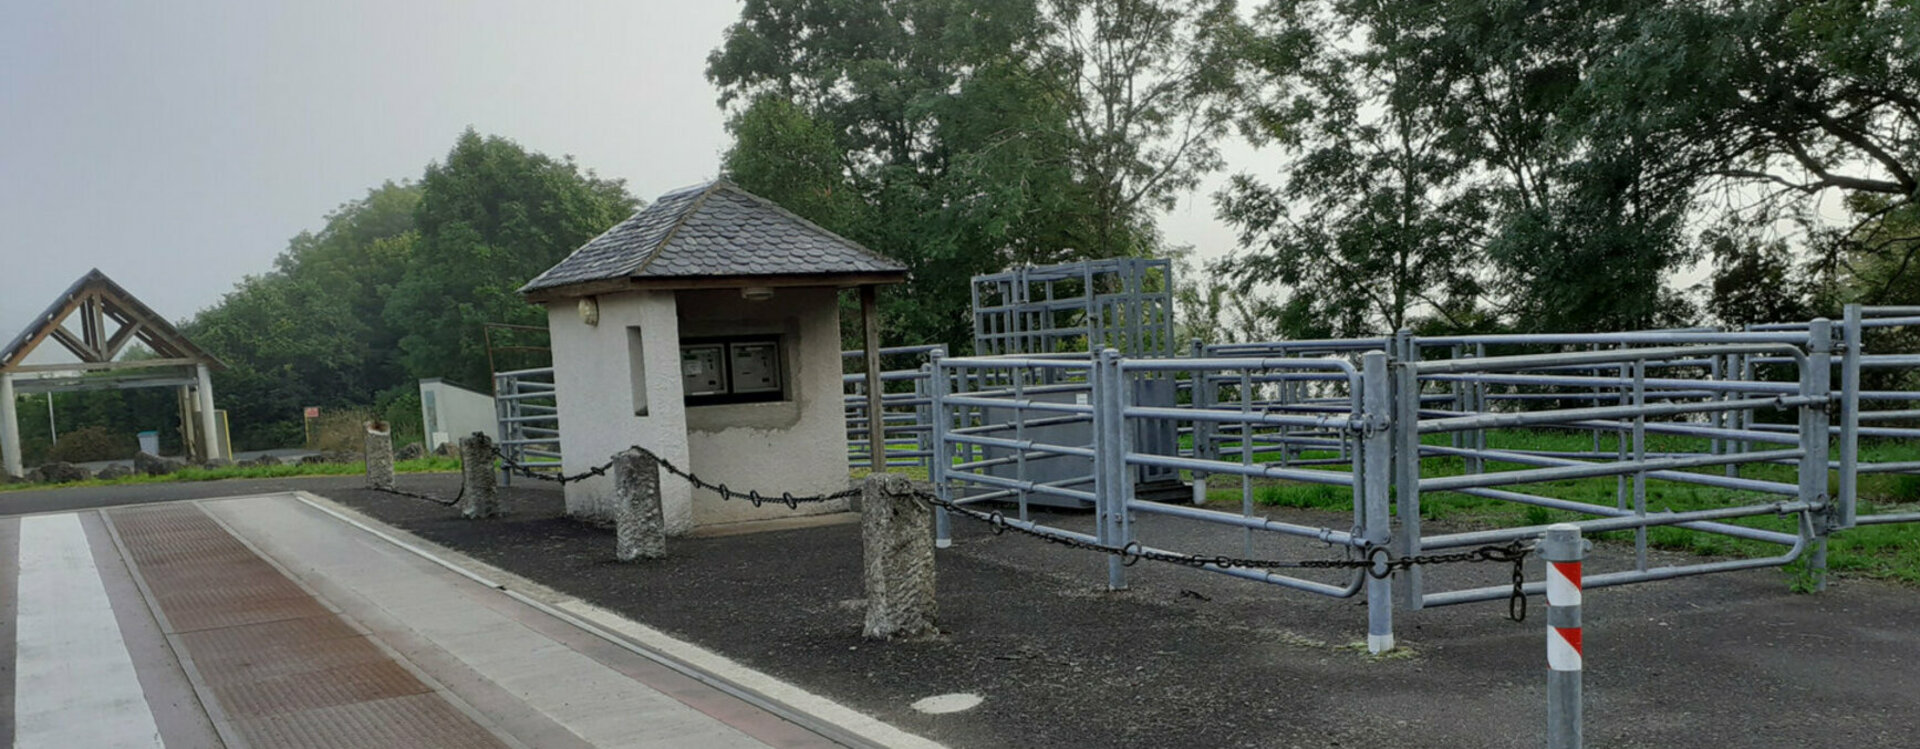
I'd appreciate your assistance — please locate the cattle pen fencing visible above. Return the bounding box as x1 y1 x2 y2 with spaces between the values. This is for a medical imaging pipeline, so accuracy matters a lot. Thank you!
920 304 1920 652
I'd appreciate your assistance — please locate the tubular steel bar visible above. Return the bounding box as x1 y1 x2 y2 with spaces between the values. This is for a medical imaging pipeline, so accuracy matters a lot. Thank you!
1417 395 1826 434
1424 523 1811 608
1417 449 1804 492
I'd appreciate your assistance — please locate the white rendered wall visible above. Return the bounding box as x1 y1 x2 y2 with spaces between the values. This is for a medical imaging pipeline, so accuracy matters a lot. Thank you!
678 287 851 527
418 379 497 452
548 291 694 531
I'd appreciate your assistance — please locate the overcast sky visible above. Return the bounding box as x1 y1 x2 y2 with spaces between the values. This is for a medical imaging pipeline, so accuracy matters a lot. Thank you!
0 0 1245 339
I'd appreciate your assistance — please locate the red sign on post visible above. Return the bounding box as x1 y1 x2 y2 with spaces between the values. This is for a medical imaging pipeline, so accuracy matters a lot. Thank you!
304 406 320 419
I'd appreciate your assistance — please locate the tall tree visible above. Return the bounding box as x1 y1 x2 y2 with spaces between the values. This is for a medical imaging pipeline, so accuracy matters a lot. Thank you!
1219 0 1488 337
710 0 1242 349
1039 0 1248 259
185 182 422 448
385 130 636 388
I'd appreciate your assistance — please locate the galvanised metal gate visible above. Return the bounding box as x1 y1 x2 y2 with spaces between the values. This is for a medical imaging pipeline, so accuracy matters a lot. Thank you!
494 366 560 483
842 345 940 470
927 305 1920 651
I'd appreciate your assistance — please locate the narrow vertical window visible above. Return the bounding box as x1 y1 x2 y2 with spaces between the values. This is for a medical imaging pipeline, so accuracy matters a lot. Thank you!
628 326 649 416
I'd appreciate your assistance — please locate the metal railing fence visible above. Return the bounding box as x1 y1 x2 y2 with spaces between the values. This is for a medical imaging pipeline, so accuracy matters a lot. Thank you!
924 307 1920 651
493 366 560 485
842 345 942 469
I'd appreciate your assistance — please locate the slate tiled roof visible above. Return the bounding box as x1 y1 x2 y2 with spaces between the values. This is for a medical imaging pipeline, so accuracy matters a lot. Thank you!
520 180 907 294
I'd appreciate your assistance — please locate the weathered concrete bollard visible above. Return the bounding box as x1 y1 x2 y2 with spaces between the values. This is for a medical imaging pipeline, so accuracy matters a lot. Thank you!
364 421 395 491
459 432 499 519
613 448 666 561
862 473 936 640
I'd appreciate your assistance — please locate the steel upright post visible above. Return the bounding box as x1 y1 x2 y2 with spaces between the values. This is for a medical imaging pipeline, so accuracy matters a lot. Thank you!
1838 305 1862 530
1361 351 1395 652
914 365 931 469
1393 348 1424 611
1473 342 1489 465
1632 360 1648 572
1803 319 1833 590
928 350 952 548
1190 339 1211 506
1094 348 1131 591
1544 523 1585 749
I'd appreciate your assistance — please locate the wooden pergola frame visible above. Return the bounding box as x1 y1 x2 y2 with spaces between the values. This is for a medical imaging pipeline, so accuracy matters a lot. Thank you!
0 269 228 476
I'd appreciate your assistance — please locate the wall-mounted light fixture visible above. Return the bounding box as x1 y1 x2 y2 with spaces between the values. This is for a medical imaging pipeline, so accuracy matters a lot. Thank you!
577 296 600 326
740 286 775 302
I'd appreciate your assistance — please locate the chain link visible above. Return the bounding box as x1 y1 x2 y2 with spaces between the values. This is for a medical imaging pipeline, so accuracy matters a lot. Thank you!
918 489 1533 621
646 448 863 508
371 483 463 507
492 447 616 485
491 446 861 508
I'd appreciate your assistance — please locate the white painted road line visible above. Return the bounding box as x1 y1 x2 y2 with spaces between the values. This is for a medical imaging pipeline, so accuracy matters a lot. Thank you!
13 513 164 749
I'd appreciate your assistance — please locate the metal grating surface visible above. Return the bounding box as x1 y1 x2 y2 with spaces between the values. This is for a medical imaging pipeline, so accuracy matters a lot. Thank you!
235 694 507 749
110 504 509 749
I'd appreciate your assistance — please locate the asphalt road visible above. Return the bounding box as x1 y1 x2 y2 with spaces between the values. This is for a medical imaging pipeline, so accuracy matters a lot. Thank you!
0 474 369 516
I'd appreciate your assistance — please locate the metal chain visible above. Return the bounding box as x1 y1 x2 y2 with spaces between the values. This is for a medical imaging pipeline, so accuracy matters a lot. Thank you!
918 489 1533 621
492 448 615 485
490 446 859 508
482 443 1534 620
371 483 463 507
644 447 863 509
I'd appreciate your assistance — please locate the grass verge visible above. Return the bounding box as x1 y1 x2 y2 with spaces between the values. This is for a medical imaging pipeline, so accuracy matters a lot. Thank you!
1202 428 1920 585
0 456 462 493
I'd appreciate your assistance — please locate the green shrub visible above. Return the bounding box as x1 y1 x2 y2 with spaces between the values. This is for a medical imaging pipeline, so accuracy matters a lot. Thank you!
48 425 138 462
310 408 377 454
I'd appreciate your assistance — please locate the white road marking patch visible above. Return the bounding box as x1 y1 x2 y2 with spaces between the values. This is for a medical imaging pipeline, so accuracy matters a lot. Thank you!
911 693 984 714
15 513 163 749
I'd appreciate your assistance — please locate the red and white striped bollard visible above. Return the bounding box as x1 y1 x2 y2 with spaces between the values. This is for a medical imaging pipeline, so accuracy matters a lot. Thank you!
1545 523 1584 748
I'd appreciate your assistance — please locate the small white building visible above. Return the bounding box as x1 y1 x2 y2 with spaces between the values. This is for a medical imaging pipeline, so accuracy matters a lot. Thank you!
417 378 496 453
519 180 907 532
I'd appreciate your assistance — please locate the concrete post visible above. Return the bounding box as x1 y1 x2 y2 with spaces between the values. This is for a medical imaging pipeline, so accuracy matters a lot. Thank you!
0 373 20 479
364 422 395 491
862 473 937 640
195 363 223 461
460 432 499 519
613 448 666 561
1544 523 1585 749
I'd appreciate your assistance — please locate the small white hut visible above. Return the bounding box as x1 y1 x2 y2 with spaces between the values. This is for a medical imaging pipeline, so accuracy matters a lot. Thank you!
520 180 907 532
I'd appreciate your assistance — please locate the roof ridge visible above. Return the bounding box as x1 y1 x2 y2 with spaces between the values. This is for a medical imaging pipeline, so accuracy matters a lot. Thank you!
628 179 726 278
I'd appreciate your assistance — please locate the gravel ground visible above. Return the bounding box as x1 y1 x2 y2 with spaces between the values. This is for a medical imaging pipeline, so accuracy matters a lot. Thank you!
323 476 1920 749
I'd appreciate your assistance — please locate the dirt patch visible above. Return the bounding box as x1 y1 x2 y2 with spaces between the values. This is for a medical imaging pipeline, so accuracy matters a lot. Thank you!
323 481 1920 749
